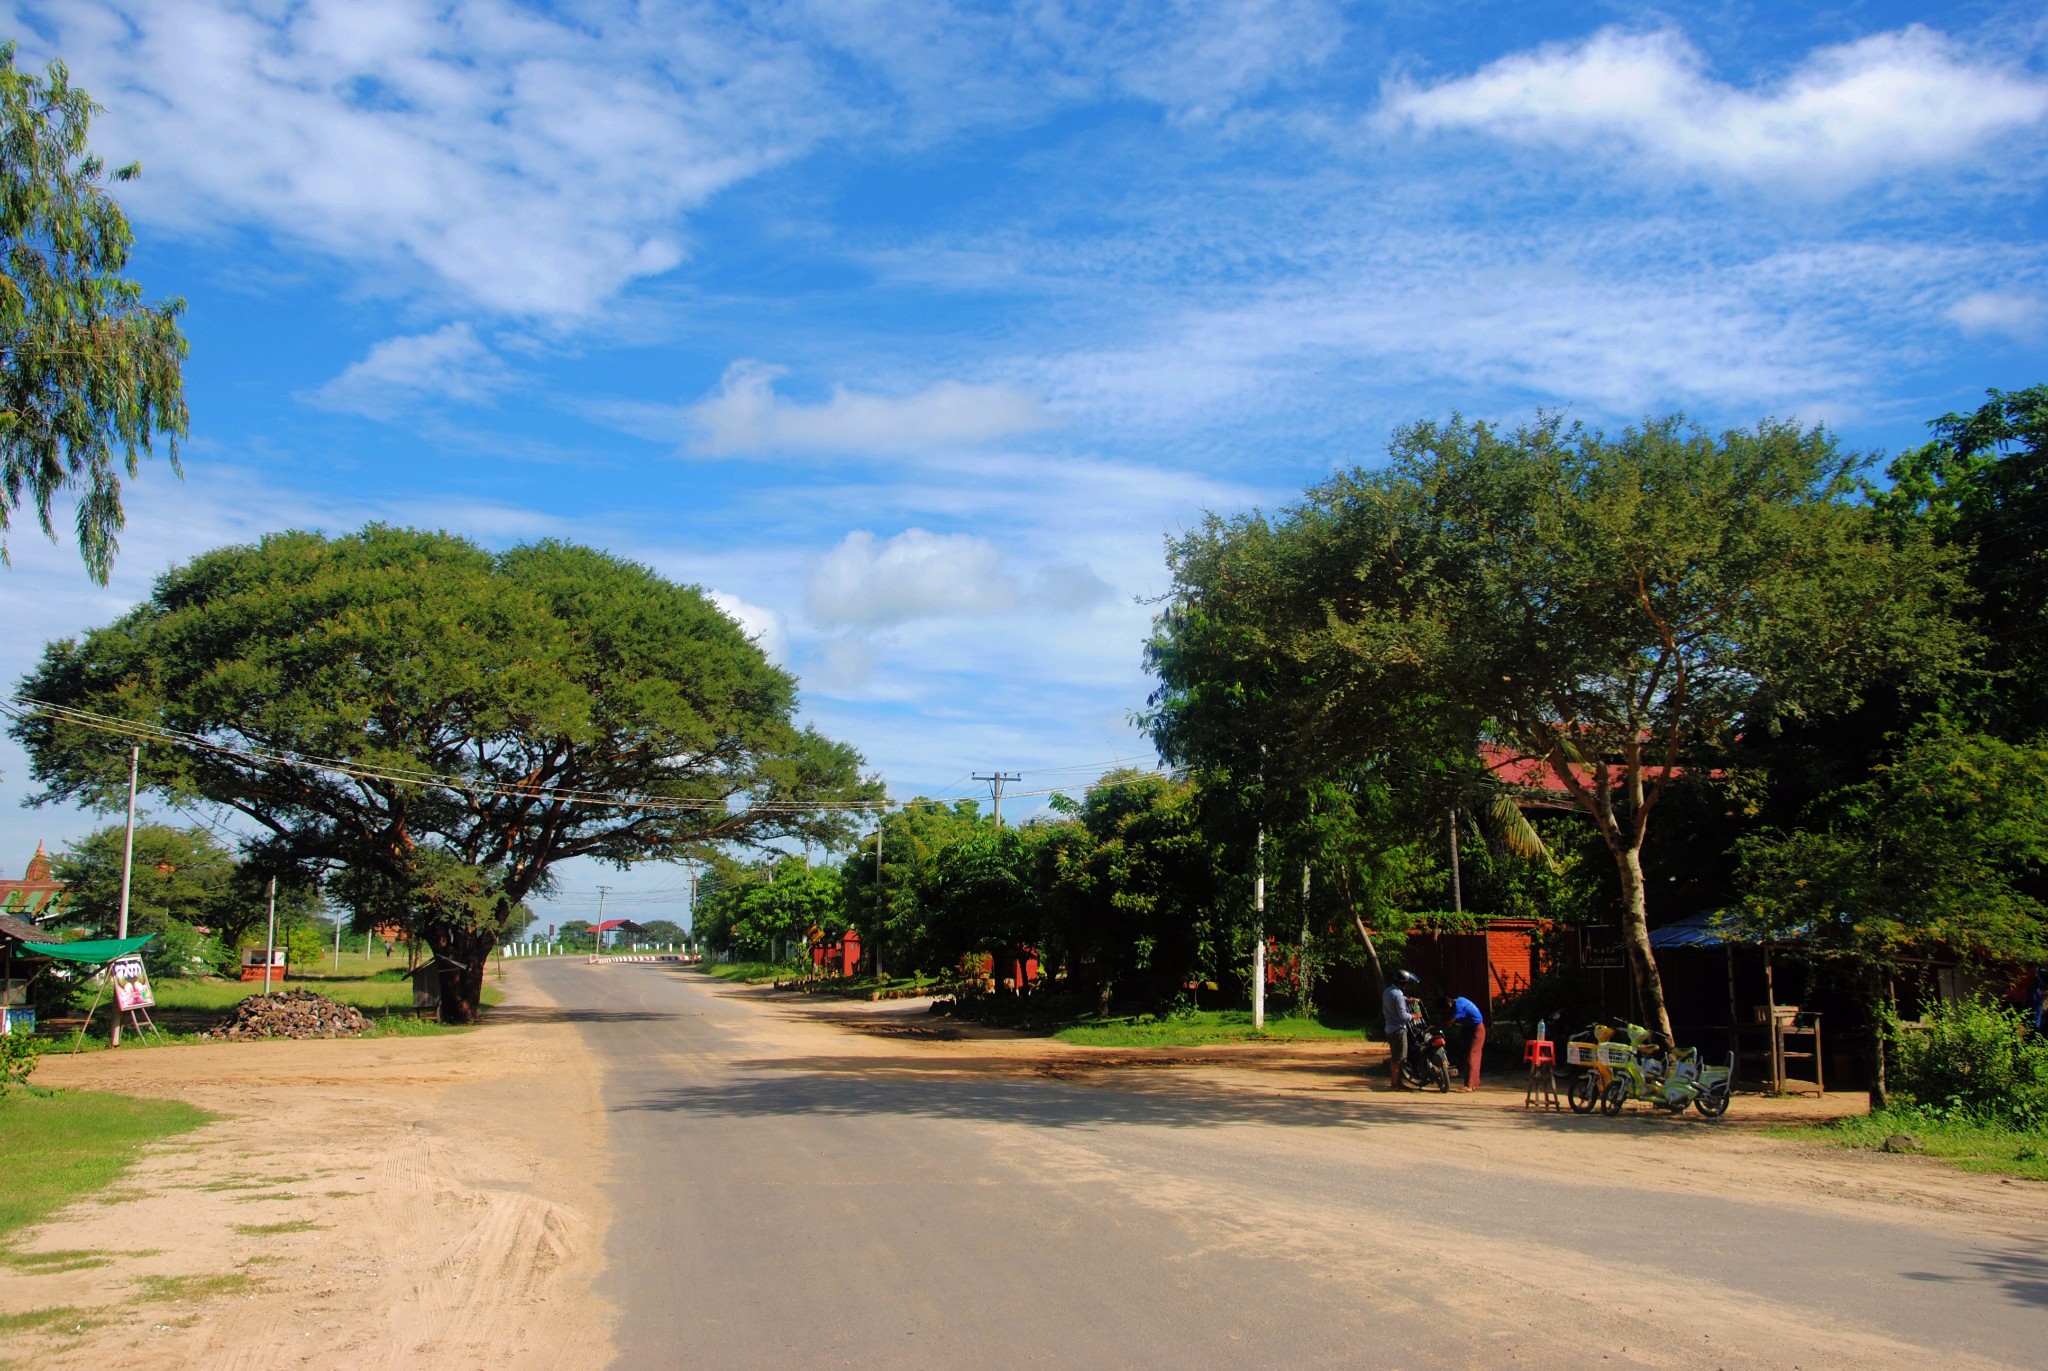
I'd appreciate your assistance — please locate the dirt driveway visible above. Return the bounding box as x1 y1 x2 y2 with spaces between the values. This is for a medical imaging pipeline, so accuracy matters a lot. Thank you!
4 968 615 1371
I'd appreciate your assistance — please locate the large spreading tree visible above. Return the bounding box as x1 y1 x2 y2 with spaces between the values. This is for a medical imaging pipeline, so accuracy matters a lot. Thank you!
11 526 879 1020
1 43 186 583
1150 414 1968 1039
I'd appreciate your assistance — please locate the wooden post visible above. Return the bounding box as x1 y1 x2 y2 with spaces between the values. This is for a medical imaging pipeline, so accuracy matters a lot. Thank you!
1764 943 1782 1092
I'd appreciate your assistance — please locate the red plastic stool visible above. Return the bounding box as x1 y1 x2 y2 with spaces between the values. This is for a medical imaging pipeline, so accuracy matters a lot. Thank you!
1523 1039 1560 1110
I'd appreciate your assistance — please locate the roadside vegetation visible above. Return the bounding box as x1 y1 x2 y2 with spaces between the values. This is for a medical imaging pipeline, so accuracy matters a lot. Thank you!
1782 998 2048 1180
0 1090 209 1240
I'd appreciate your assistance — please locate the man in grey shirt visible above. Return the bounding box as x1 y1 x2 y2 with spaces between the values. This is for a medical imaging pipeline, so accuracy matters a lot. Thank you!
1384 971 1420 1090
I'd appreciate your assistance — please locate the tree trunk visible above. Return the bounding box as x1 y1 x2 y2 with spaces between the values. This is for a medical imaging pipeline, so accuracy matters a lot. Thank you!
1613 843 1673 1041
429 925 494 1025
1865 964 1889 1112
1336 866 1386 995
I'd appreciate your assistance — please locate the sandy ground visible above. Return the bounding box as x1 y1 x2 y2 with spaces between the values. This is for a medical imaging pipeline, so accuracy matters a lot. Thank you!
2 968 615 1371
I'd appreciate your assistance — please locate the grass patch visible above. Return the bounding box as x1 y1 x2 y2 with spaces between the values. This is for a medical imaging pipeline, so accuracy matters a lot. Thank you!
0 1091 211 1242
1775 1108 2048 1182
697 960 797 985
148 977 504 1015
0 1304 113 1336
133 1272 258 1302
1053 1009 1368 1047
0 1247 112 1274
232 1220 320 1236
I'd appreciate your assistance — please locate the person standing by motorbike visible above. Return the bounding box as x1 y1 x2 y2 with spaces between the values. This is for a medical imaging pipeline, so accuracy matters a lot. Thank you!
1383 971 1421 1090
1437 994 1486 1091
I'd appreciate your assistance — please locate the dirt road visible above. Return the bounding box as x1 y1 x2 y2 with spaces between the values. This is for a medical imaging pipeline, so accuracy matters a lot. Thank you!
4 969 615 1370
554 959 2048 1371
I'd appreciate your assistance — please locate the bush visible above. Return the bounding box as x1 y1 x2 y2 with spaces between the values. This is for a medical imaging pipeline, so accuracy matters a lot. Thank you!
1891 995 2048 1130
140 918 227 979
1 1031 43 1095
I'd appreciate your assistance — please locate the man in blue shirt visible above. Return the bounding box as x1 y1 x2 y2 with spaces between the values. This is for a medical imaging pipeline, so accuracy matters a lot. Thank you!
1438 993 1486 1091
1383 971 1420 1090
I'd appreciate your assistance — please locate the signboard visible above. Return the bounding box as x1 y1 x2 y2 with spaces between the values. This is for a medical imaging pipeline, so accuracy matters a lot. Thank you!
111 954 155 1012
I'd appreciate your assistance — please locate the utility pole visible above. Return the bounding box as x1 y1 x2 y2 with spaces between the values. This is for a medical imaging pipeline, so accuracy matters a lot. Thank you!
973 772 1022 828
872 816 885 980
1448 810 1462 915
110 744 139 1047
595 885 611 955
1252 825 1266 1032
262 877 277 997
332 908 343 972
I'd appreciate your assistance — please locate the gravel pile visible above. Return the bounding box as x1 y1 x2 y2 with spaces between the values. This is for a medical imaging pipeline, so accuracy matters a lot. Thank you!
206 989 372 1040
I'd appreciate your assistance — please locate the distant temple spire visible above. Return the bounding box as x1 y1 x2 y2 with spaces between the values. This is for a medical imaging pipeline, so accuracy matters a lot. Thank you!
24 841 51 883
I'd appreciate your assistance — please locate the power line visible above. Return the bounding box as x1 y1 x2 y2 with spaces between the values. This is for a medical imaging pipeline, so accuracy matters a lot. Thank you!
3 694 1187 828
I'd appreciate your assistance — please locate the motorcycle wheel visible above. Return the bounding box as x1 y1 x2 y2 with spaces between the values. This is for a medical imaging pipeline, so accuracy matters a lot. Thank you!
1566 1073 1599 1114
1694 1084 1731 1119
1599 1079 1629 1117
1431 1050 1452 1093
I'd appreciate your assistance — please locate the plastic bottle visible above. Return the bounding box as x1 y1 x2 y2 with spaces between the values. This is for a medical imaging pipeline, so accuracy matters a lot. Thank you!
1536 1017 1547 1042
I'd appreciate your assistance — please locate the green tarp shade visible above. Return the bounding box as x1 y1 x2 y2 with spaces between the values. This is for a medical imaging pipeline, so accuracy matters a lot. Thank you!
19 934 156 964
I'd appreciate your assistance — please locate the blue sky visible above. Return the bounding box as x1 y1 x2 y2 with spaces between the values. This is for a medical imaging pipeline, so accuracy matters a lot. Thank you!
2 1 2044 927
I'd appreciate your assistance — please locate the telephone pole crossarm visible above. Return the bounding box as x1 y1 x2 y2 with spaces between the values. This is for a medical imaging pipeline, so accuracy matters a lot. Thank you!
972 772 1023 828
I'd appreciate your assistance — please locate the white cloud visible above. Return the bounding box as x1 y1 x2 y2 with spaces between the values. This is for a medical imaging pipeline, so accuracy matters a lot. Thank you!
689 361 1053 456
1380 25 2048 187
1947 290 2043 340
21 1 832 318
305 324 510 417
708 592 789 667
804 528 1112 630
807 529 1015 628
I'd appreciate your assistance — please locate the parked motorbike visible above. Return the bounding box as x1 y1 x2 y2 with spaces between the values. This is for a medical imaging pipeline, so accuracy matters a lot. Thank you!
1400 1008 1454 1093
1561 1019 1732 1119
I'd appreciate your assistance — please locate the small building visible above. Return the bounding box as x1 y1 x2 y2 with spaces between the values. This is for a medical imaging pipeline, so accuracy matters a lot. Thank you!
0 841 72 925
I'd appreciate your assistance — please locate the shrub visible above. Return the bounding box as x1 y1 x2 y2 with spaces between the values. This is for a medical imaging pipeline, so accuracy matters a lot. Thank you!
1 1031 43 1095
140 918 225 979
1891 995 2048 1130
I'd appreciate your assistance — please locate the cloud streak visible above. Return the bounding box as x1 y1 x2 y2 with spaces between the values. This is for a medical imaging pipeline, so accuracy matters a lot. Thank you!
689 361 1053 456
1380 25 2048 188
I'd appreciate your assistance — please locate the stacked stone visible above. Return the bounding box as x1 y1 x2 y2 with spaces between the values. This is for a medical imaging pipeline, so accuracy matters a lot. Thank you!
205 988 372 1040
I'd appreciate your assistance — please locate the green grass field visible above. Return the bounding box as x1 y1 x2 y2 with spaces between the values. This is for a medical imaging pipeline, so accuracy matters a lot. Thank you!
1052 1009 1368 1047
1774 1109 2048 1182
0 1090 211 1241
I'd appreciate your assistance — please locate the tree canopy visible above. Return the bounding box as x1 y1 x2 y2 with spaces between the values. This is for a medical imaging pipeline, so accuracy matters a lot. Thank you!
11 525 879 1019
1148 414 1969 1038
1 44 186 583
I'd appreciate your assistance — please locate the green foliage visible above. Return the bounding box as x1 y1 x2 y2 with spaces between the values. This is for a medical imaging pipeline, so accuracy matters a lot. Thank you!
140 917 229 980
1791 1108 2048 1180
10 526 878 1022
1875 385 2048 736
0 44 187 583
695 857 844 961
1147 411 1972 1035
0 1029 42 1094
1889 996 2048 1130
1737 723 2048 971
0 1089 208 1239
49 823 310 952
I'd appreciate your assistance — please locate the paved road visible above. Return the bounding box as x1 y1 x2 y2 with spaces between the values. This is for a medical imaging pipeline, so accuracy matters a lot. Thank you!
527 960 2047 1370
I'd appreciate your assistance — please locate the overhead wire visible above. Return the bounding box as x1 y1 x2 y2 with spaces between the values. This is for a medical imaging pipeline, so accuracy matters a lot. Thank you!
1 694 1185 822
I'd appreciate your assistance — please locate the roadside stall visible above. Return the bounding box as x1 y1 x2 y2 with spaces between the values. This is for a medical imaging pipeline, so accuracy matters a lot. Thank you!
1648 911 1825 1095
10 934 160 1047
0 912 54 1036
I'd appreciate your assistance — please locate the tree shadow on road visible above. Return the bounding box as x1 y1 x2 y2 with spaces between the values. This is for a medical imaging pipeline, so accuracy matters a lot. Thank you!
610 1057 1529 1135
487 1005 683 1025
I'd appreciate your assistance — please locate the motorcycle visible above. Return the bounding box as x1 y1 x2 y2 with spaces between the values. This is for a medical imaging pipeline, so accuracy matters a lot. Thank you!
1562 1019 1732 1119
1400 1007 1454 1093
